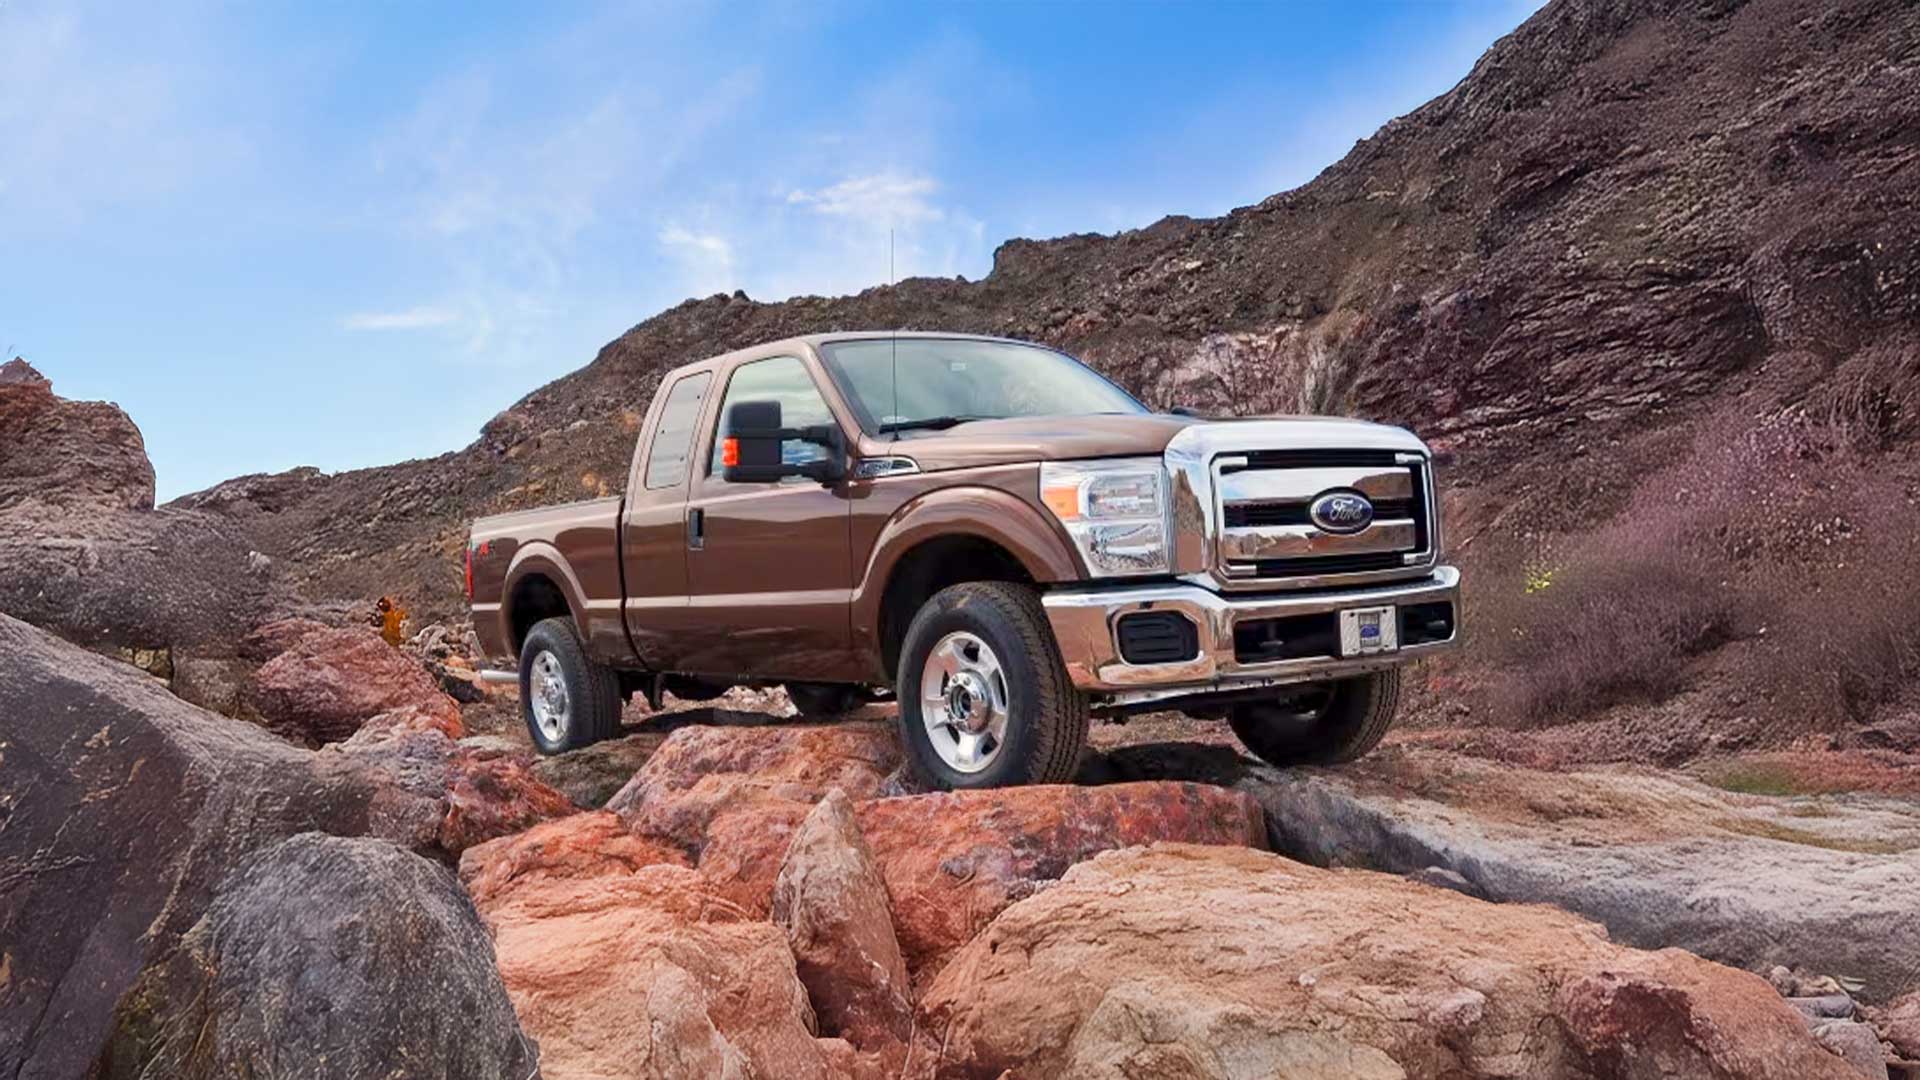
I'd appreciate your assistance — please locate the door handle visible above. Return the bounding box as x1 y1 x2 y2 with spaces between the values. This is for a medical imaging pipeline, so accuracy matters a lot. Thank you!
686 508 704 550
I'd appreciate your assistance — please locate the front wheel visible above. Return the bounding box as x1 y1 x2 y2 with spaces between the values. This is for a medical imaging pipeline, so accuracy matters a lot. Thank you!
896 582 1088 789
519 617 622 754
1228 670 1401 767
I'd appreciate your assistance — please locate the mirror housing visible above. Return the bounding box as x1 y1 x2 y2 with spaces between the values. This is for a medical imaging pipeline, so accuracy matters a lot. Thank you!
720 399 845 484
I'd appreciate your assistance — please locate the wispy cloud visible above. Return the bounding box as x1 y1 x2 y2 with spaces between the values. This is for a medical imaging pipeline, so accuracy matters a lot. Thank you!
341 306 462 331
787 173 944 224
658 225 737 296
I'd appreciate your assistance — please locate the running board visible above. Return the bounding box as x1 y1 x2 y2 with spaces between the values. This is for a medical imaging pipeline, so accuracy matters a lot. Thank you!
477 669 518 686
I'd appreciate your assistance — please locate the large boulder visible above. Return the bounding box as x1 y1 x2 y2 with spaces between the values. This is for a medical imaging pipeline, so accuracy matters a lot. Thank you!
251 625 463 745
468 854 846 1080
772 790 914 1049
0 613 439 1079
858 781 1266 978
922 843 1859 1080
607 721 902 850
0 359 153 511
98 833 538 1079
0 367 295 659
1165 744 1920 1004
459 810 689 909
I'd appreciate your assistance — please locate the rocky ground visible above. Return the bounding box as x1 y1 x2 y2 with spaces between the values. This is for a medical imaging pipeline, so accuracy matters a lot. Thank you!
9 609 1919 1079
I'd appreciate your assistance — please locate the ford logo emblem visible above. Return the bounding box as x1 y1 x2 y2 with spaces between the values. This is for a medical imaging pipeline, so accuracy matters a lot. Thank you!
1309 491 1375 534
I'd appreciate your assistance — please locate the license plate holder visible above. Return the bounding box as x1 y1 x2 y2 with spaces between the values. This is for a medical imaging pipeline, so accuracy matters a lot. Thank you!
1339 605 1398 657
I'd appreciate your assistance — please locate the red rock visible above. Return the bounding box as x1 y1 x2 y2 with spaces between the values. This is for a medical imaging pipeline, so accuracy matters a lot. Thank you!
329 725 571 857
608 721 901 851
923 843 1855 1080
859 781 1266 978
250 626 458 745
459 811 689 910
773 790 913 1049
238 616 334 662
440 752 579 856
470 860 845 1080
0 361 154 511
697 802 812 913
357 700 465 740
1870 990 1920 1060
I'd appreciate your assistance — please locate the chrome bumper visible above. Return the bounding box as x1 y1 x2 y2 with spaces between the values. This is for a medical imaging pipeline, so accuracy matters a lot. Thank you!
1041 566 1461 704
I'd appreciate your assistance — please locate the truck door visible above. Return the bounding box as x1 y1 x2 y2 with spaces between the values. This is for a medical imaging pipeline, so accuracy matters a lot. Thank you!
681 354 855 680
621 369 713 670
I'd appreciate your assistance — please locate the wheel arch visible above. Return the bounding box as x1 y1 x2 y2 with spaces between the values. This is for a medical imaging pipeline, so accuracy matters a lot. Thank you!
854 486 1082 682
502 544 592 656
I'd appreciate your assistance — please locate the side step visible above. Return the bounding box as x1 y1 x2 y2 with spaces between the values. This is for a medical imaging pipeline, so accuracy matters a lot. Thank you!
477 669 518 686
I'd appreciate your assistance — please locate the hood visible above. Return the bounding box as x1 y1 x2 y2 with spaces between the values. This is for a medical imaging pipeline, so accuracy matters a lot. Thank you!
859 413 1425 473
858 414 1198 473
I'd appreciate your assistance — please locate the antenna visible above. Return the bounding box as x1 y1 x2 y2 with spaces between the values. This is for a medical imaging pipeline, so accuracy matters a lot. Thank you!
889 228 899 444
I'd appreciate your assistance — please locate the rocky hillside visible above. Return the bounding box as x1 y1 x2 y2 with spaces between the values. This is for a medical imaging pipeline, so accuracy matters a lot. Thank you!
167 0 1918 756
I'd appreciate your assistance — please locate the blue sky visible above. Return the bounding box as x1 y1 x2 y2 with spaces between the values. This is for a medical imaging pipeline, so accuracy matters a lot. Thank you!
1 0 1540 500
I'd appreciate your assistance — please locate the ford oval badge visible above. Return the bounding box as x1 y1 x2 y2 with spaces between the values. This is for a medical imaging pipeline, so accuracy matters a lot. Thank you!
1309 491 1375 534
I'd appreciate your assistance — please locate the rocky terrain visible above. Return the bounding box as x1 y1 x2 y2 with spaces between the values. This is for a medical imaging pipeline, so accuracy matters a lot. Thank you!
5 0 1920 1076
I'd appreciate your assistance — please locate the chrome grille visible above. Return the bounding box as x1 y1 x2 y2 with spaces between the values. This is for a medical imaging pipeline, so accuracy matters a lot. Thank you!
1212 449 1435 586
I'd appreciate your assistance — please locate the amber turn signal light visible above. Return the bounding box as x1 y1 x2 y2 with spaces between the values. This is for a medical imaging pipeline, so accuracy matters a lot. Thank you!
721 437 740 467
1041 481 1082 521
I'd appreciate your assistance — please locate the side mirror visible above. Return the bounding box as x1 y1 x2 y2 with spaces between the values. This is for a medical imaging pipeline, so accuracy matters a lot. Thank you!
720 400 846 484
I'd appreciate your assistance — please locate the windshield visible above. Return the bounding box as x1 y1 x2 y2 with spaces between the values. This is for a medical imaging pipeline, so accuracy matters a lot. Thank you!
818 338 1146 435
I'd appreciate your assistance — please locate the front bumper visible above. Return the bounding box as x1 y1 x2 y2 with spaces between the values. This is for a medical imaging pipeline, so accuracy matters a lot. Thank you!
1041 566 1461 705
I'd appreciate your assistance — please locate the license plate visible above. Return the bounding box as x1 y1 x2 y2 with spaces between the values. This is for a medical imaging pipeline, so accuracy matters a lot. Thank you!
1339 605 1398 657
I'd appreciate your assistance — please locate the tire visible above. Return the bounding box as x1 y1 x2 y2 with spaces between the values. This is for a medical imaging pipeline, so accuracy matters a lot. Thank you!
787 682 862 718
519 617 622 755
1228 670 1401 767
896 581 1088 789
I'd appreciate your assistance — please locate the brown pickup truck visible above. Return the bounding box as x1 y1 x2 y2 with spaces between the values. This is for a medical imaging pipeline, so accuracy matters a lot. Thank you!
468 332 1460 788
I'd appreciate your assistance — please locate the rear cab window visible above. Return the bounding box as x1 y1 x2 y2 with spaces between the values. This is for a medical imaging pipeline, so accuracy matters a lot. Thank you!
643 372 713 489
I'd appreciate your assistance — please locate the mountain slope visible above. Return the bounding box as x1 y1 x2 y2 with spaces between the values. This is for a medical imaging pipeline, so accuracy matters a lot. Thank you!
183 0 1920 753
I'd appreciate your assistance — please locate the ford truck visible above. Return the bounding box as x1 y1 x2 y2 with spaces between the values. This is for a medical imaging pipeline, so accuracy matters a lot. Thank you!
467 332 1460 789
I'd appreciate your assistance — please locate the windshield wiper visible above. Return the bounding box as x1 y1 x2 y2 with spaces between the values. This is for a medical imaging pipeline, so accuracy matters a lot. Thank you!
877 414 998 434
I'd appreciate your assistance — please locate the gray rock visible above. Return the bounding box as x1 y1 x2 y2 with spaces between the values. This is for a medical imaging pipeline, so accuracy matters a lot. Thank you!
1811 1020 1889 1080
0 613 439 1079
459 733 531 758
1407 864 1483 898
1793 995 1862 1020
531 730 669 808
1252 753 1920 1004
100 834 539 1080
1094 743 1920 1004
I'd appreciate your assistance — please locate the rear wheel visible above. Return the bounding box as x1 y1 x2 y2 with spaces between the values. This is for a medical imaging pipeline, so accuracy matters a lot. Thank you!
1228 670 1401 767
896 582 1088 789
519 617 622 754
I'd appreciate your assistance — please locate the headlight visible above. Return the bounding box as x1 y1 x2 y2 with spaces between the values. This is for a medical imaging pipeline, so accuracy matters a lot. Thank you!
1039 458 1169 576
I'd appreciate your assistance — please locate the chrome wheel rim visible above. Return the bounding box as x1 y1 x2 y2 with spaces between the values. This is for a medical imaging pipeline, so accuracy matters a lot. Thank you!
920 631 1010 773
529 650 571 743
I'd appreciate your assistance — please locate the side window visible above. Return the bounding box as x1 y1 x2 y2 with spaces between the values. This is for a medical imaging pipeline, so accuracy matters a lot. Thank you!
643 372 712 490
709 356 834 477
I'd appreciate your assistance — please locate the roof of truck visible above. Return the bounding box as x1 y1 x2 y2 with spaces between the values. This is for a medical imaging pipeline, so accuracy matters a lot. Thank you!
670 330 1055 376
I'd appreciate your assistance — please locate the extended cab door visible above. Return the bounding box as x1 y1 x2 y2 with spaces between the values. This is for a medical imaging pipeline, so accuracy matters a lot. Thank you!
680 354 856 680
620 369 714 671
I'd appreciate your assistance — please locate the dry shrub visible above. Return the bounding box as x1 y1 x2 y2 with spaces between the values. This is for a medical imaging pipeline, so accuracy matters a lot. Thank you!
1748 497 1920 724
1477 508 1741 726
1475 404 1920 730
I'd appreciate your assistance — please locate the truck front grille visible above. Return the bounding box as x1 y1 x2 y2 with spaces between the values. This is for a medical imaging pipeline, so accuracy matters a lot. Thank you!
1212 449 1435 588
